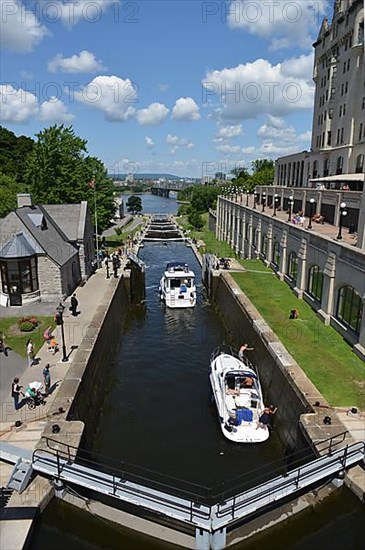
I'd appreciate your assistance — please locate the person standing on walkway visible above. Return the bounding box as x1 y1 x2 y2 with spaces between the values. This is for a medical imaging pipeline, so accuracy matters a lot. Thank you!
11 377 23 410
70 293 78 316
26 339 35 367
238 343 254 360
43 364 51 395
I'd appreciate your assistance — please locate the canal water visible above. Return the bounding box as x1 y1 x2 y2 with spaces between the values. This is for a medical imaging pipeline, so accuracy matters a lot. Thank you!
30 194 365 548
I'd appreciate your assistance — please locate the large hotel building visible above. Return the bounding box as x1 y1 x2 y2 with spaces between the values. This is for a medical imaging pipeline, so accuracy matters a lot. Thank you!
275 0 364 190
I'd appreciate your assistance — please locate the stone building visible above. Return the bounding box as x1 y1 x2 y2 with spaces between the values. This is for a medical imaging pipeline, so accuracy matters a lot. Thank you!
275 0 364 189
0 194 95 306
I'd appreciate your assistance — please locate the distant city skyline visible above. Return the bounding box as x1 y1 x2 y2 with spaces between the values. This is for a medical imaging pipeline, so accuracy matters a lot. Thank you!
1 1 335 177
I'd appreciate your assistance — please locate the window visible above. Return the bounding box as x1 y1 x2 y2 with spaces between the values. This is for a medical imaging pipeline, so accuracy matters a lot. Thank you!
339 105 342 117
330 87 336 99
307 265 323 302
347 59 350 71
272 241 280 269
336 286 362 335
340 128 344 144
329 108 334 119
343 104 346 116
345 82 348 93
287 252 298 283
0 257 39 295
324 158 329 176
359 123 363 140
343 61 346 73
336 156 344 175
327 131 332 146
362 97 365 109
336 129 340 145
313 160 318 178
355 154 364 173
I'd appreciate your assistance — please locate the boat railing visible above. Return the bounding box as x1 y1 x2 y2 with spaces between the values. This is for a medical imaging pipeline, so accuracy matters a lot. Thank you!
210 345 256 373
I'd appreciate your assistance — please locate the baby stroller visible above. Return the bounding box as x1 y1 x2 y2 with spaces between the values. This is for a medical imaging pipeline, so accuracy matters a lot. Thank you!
24 381 46 410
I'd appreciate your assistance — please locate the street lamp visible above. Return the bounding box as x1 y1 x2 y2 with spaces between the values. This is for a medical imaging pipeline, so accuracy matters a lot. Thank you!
307 198 315 230
246 191 249 206
336 202 347 240
287 195 294 222
55 304 68 363
261 192 266 212
253 192 259 209
273 194 279 217
105 256 110 279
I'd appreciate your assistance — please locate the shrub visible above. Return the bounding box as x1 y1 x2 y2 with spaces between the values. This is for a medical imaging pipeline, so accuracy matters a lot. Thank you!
17 317 38 330
115 226 123 236
19 321 35 332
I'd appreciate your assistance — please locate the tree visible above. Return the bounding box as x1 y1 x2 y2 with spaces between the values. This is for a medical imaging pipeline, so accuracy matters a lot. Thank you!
188 211 204 230
0 126 34 184
25 125 116 231
126 195 142 214
0 172 21 218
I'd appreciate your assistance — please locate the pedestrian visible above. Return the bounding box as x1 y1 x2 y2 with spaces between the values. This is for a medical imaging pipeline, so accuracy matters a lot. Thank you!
43 326 53 350
70 293 78 316
257 405 277 430
11 377 24 410
26 339 35 367
0 331 9 356
238 343 254 360
49 337 59 355
43 364 51 395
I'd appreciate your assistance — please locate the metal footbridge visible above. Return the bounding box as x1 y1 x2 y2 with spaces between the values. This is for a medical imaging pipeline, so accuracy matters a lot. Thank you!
1 436 364 549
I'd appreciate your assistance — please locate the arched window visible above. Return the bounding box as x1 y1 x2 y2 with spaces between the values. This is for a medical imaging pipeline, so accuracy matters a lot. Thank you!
262 235 268 258
287 252 298 283
272 240 280 268
324 158 329 177
355 154 364 173
336 286 362 334
336 156 343 175
307 265 323 302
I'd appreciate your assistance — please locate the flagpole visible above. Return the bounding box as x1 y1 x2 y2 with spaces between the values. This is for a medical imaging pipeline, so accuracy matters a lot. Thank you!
93 178 100 268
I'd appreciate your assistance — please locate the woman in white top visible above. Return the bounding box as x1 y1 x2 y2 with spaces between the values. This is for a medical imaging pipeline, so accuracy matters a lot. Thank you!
26 339 35 367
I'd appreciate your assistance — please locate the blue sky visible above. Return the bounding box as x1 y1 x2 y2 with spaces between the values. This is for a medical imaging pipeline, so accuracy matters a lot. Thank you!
1 0 335 177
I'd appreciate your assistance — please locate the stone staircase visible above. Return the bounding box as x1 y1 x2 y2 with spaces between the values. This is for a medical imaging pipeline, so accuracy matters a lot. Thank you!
7 458 33 493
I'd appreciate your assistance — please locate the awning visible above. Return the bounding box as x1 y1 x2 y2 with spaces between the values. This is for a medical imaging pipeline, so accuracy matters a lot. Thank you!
309 173 365 183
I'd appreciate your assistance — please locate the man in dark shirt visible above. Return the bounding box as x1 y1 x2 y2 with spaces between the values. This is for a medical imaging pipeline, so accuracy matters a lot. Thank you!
70 294 78 316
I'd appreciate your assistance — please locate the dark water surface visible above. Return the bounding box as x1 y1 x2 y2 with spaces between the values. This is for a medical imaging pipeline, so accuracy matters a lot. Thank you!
91 241 282 488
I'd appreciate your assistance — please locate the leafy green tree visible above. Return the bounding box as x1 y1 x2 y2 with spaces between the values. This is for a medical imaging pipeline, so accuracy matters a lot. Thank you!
188 211 204 230
0 126 34 184
0 172 21 217
25 125 115 231
126 195 142 214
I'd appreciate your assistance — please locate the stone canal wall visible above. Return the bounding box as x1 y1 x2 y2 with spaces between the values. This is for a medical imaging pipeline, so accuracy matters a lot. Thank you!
47 271 131 448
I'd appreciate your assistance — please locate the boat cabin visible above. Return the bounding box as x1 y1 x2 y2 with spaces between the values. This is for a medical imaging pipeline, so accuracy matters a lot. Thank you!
224 370 260 409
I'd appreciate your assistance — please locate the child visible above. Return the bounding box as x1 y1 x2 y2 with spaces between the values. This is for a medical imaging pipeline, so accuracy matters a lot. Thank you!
50 337 59 355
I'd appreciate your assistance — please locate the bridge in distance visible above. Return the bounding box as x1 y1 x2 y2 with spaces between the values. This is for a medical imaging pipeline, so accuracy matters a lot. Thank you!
150 180 196 197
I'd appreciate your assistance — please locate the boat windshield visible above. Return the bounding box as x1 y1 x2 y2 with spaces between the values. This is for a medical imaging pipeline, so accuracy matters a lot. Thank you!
169 277 193 289
225 373 256 392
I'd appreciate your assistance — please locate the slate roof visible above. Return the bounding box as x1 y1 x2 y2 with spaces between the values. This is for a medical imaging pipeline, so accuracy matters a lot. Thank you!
0 232 40 259
42 202 87 241
15 205 78 267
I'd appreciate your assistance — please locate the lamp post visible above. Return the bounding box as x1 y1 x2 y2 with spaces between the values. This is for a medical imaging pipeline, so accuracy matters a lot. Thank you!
287 195 294 222
253 192 259 209
55 304 68 363
273 194 279 217
246 191 249 206
307 198 315 230
261 192 266 213
336 202 347 240
105 256 110 279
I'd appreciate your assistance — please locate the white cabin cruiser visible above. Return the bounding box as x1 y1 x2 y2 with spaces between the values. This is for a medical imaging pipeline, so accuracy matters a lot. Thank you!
159 262 196 308
209 346 269 443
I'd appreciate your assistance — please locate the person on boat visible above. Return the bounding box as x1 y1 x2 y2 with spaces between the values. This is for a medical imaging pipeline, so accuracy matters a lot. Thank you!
257 405 277 429
241 377 254 389
238 343 254 360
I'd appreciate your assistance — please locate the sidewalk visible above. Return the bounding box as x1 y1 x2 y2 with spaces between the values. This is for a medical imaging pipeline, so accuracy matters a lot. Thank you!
0 265 117 448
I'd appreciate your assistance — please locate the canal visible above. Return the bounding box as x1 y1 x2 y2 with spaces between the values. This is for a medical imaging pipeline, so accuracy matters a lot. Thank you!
30 194 365 548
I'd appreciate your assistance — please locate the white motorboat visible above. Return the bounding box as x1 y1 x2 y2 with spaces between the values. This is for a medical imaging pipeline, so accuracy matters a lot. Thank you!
209 346 269 443
159 262 196 308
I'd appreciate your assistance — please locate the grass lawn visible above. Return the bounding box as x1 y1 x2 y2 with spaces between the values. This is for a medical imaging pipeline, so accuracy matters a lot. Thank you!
0 316 55 358
178 215 364 408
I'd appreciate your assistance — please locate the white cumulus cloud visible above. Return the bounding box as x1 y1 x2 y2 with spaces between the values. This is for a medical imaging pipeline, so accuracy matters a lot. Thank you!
227 0 329 50
74 75 137 121
39 97 74 123
257 116 311 155
0 0 49 52
166 134 194 148
145 136 155 148
215 124 243 142
172 97 200 121
136 102 169 125
203 56 314 122
0 84 38 122
48 50 106 73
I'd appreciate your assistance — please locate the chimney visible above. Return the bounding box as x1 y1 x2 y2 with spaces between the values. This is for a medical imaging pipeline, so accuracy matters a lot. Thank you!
17 193 33 208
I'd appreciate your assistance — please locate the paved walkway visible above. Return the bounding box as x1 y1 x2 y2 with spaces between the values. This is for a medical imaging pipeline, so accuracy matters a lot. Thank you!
0 265 117 446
